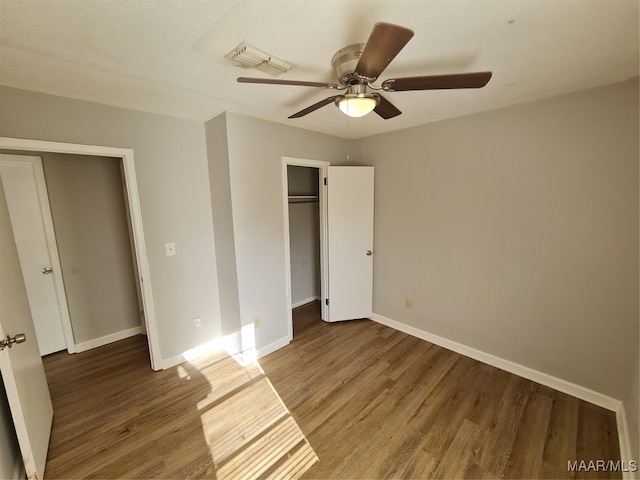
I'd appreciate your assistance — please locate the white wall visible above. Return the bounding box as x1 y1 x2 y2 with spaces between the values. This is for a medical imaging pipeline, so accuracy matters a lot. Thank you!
223 113 349 351
287 166 320 305
357 79 639 457
42 153 140 344
0 86 222 361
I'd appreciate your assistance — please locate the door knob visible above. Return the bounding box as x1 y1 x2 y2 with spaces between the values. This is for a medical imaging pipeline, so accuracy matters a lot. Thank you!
0 333 26 350
41 266 52 275
366 250 373 256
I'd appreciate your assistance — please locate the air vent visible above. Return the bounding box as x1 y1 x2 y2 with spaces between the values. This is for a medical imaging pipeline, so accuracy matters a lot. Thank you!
225 42 294 76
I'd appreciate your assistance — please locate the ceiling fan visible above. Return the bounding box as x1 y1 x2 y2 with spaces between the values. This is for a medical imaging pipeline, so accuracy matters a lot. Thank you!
237 22 492 120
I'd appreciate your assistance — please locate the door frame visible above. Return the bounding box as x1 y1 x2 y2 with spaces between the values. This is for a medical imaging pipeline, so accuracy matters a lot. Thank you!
282 156 329 339
0 137 161 370
0 154 75 354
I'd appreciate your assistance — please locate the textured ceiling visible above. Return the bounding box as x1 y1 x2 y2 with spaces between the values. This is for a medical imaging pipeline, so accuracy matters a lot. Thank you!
0 0 638 139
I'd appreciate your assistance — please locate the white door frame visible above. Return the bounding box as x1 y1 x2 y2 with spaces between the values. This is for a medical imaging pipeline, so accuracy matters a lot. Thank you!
0 137 161 370
282 156 329 339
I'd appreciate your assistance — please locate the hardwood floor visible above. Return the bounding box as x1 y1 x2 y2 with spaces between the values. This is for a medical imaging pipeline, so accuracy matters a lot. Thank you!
43 336 316 479
260 301 621 479
43 302 621 479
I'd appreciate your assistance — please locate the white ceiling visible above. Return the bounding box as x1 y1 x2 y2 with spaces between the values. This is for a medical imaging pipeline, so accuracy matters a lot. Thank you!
0 0 638 139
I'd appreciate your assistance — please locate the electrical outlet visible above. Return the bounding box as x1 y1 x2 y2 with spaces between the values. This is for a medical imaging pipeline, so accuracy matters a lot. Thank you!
253 317 260 328
404 297 413 309
193 318 201 328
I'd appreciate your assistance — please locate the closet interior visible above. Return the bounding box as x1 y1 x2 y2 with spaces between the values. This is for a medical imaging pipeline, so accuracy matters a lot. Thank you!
287 165 321 312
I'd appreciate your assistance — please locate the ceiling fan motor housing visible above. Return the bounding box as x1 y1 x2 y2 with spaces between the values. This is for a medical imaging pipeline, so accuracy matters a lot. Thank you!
332 44 366 85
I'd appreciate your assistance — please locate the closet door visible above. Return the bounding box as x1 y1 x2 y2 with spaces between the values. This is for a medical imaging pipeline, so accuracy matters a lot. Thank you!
325 166 374 322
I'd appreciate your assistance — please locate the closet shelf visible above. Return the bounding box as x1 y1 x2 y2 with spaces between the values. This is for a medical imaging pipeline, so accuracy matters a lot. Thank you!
288 195 319 204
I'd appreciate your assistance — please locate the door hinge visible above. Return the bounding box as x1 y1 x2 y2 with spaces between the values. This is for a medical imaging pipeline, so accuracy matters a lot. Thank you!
324 177 327 185
325 298 329 306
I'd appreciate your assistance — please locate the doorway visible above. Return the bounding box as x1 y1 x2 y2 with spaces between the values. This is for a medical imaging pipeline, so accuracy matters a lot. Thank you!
282 157 329 340
287 165 321 329
283 159 376 337
0 137 160 370
1 152 146 358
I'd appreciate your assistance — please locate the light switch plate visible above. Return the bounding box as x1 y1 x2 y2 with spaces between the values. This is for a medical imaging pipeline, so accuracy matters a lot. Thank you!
165 242 176 256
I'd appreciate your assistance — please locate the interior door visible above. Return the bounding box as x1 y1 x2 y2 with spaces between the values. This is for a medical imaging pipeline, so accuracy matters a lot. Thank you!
326 166 374 322
0 154 69 355
0 176 54 480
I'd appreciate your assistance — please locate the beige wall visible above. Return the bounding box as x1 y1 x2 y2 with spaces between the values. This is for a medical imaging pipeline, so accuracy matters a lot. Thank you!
357 79 639 457
287 166 320 305
42 153 140 344
0 86 222 361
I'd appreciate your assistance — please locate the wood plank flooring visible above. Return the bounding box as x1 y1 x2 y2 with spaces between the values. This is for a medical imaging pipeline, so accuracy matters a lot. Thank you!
43 301 621 479
260 301 621 479
43 336 316 479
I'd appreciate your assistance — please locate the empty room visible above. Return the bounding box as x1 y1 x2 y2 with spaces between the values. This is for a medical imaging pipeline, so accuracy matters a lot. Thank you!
0 1 638 479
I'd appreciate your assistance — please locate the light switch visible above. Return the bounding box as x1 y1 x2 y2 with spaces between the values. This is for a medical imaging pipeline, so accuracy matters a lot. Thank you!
165 242 176 257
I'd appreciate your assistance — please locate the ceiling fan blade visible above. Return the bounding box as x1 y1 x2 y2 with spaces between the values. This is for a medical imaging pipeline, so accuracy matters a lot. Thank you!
289 95 341 119
382 71 493 92
238 77 340 89
355 22 414 80
374 94 402 119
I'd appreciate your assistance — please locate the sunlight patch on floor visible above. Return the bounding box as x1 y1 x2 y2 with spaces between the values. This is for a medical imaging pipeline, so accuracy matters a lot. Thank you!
184 335 318 479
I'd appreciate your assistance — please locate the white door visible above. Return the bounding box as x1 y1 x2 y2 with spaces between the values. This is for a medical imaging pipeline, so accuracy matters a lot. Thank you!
326 166 374 322
0 176 54 480
0 154 71 355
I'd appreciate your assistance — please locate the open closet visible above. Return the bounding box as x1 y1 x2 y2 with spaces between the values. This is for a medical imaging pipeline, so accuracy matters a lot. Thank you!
287 165 321 309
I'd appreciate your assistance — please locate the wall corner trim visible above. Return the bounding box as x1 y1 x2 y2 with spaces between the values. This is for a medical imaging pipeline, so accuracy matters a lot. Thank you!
158 353 185 371
256 336 290 360
292 296 321 309
74 326 142 353
369 312 632 465
616 403 636 480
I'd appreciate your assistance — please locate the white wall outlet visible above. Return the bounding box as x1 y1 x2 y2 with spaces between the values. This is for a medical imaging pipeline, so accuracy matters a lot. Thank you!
193 317 201 328
404 297 413 309
253 316 260 328
165 242 176 256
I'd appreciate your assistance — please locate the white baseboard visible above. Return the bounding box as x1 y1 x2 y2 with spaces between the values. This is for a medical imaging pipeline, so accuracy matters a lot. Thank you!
256 335 290 359
292 296 320 309
615 403 637 480
75 326 142 353
370 313 622 412
158 338 224 370
159 334 291 370
370 313 636 472
159 353 184 370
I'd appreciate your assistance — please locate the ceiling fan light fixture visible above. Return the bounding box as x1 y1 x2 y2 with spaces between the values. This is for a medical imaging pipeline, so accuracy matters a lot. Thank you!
336 94 379 118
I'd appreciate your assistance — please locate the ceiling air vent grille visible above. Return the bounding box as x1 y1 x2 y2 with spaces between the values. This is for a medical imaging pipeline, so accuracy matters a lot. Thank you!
225 42 293 76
